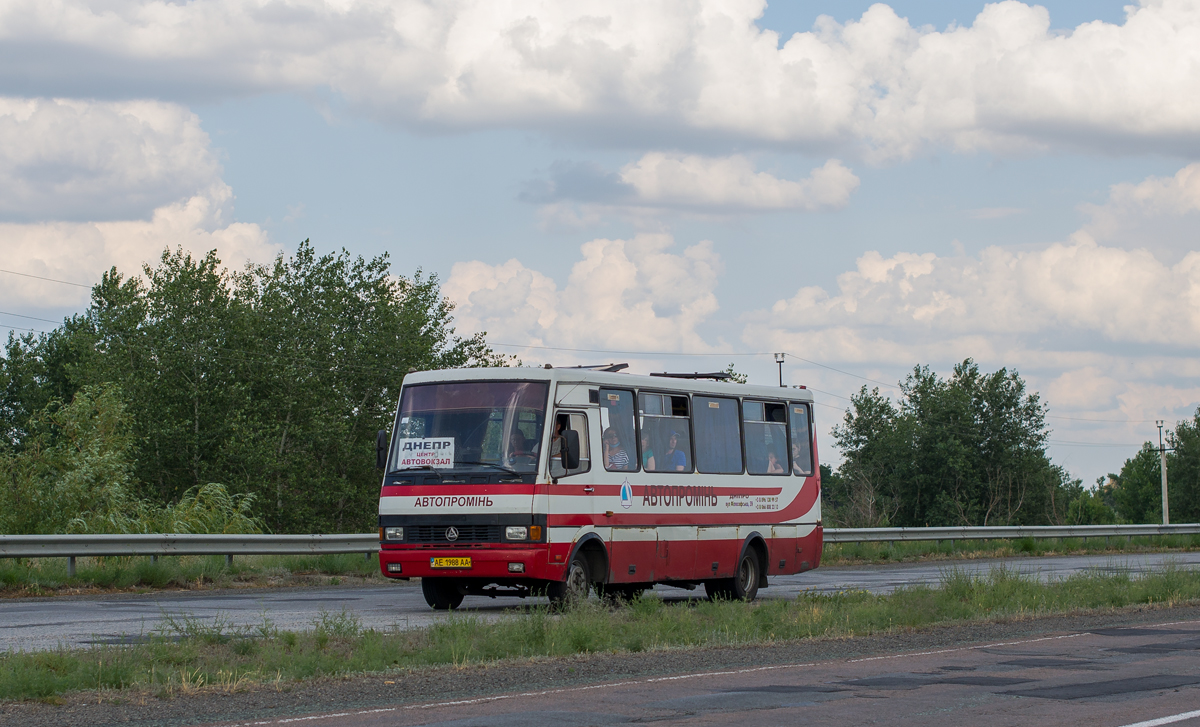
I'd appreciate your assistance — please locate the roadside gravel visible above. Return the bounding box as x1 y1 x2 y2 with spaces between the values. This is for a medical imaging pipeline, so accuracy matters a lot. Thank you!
5 601 1200 727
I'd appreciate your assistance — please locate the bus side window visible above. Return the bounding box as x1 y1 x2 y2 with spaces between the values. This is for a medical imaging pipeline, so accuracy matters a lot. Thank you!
744 401 788 475
789 403 813 476
550 412 591 478
638 393 693 473
599 389 637 472
693 396 742 474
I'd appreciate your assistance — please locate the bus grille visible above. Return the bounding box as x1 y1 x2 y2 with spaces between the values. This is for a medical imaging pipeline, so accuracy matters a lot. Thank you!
408 524 501 544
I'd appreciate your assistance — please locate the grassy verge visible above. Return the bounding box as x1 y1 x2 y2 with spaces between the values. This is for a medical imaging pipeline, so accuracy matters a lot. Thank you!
0 553 386 596
822 533 1200 565
3 564 1199 702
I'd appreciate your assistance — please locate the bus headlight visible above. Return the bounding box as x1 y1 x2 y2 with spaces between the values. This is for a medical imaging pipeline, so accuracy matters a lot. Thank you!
384 527 404 541
505 526 528 541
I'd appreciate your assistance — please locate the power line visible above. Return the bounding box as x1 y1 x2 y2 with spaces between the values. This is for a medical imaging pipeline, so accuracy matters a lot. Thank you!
805 386 854 402
780 351 898 390
1047 439 1143 447
0 310 61 324
811 401 849 413
1 324 50 334
1044 413 1167 424
0 268 93 288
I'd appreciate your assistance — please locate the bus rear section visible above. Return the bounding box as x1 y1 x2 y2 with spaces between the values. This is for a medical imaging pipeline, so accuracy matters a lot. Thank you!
378 368 823 609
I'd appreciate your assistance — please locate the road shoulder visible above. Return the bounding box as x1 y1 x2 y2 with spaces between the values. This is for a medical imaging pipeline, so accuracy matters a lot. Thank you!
5 602 1200 727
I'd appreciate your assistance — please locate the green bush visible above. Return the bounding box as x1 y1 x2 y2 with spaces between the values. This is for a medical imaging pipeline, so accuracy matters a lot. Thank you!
0 384 262 536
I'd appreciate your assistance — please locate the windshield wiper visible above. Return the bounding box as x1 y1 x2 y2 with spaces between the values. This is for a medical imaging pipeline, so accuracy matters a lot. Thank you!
454 461 522 477
388 465 443 480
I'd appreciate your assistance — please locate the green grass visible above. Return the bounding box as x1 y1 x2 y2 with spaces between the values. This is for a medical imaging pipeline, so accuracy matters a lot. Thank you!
0 553 383 595
3 564 1199 702
822 533 1200 565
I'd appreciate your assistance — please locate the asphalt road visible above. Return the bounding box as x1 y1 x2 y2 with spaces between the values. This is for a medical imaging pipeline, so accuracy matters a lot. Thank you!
197 617 1200 727
2 551 1198 653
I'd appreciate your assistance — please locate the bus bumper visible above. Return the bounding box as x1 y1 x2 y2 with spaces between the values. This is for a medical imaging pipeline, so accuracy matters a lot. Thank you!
378 546 559 580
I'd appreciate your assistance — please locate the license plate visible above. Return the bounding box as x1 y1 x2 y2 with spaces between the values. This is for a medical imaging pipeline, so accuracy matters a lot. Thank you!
430 557 472 569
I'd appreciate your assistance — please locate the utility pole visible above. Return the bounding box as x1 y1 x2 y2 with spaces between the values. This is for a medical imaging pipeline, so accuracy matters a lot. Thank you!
774 353 785 387
1157 420 1169 525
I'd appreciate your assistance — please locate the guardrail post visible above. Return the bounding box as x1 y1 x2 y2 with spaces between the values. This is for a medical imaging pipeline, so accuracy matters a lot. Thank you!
226 554 233 568
68 556 76 578
364 551 371 562
151 555 158 564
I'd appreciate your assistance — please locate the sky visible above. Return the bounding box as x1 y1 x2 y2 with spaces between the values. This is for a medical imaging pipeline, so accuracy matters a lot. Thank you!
2 0 1198 487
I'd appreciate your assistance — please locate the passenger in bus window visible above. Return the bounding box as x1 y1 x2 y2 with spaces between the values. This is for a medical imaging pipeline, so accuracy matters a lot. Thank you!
640 430 655 471
663 430 687 471
603 427 631 470
549 418 565 462
792 441 809 476
767 449 785 474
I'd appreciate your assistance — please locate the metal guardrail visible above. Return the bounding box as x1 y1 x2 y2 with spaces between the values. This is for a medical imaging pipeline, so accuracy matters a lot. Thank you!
0 533 378 576
1 525 1198 576
823 524 1200 543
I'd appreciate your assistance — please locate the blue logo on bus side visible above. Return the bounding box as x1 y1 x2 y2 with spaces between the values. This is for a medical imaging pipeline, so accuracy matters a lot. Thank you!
620 479 633 509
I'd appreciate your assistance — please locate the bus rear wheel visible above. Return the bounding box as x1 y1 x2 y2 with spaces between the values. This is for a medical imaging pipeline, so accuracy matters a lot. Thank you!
421 578 464 610
704 551 761 603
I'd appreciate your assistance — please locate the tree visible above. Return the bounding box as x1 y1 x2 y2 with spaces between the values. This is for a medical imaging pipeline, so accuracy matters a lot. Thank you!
1110 408 1200 524
1109 445 1165 523
0 384 261 534
722 363 748 384
1 317 98 452
2 241 504 533
1168 409 1200 522
829 359 1105 527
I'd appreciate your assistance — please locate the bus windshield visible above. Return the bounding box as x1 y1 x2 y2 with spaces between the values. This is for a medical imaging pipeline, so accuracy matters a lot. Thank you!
389 381 549 476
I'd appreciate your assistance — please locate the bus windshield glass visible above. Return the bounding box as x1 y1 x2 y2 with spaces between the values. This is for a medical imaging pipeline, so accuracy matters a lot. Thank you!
390 381 549 475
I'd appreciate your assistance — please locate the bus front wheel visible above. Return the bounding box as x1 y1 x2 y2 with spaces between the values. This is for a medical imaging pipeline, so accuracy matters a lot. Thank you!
421 578 464 610
705 551 760 603
547 554 591 607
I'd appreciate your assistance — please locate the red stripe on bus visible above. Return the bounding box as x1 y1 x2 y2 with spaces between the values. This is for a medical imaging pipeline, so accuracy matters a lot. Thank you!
380 484 537 497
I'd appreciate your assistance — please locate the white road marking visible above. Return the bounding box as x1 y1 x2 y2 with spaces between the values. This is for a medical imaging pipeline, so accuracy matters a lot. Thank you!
223 619 1200 726
225 663 818 726
1115 709 1200 727
847 631 1090 663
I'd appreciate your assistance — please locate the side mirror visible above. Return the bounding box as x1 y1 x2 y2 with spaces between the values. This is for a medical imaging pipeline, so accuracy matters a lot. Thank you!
376 430 388 470
563 429 580 470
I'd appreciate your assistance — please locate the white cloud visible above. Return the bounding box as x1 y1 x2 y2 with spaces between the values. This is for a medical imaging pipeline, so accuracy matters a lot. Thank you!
740 162 1200 481
2 1 1200 157
745 162 1200 352
525 154 858 228
1082 162 1200 263
1 184 279 310
0 97 277 311
444 233 722 355
0 97 222 221
619 155 858 210
751 236 1200 352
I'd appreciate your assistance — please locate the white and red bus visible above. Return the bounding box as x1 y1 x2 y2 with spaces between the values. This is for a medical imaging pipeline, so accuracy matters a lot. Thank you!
377 366 822 609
